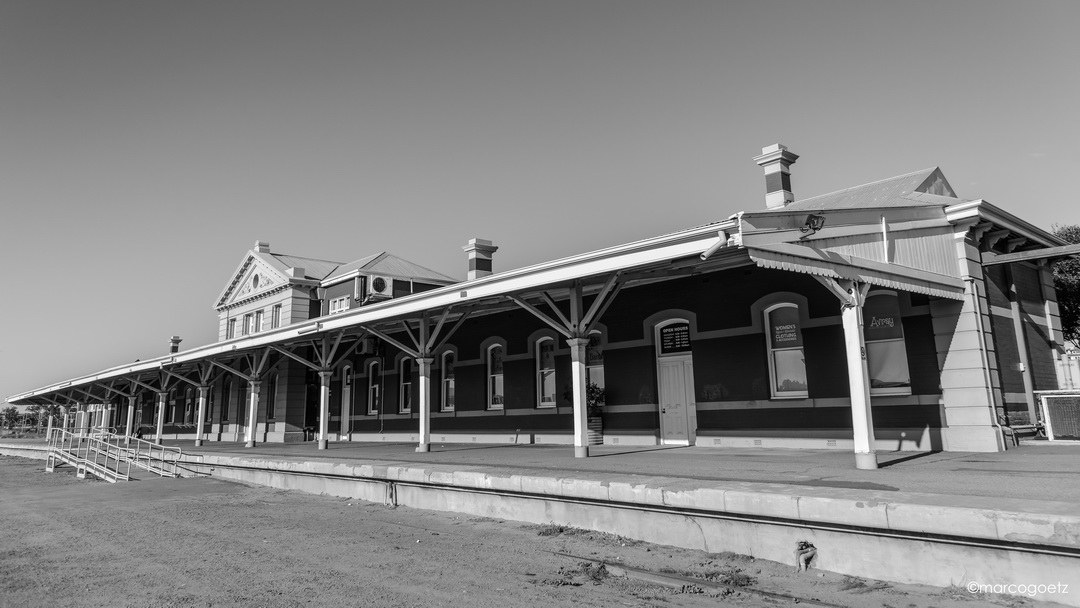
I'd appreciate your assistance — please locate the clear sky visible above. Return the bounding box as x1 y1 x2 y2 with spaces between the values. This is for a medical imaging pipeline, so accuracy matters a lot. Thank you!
2 1 1078 405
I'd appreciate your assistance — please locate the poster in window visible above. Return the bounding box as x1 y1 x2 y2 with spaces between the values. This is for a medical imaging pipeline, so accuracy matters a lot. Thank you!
863 294 904 341
659 323 692 354
768 306 803 349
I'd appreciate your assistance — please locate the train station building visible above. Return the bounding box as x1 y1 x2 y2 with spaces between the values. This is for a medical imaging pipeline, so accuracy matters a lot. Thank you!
10 145 1076 469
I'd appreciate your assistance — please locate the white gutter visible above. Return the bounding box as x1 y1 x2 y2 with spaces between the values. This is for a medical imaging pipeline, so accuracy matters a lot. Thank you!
945 200 1065 248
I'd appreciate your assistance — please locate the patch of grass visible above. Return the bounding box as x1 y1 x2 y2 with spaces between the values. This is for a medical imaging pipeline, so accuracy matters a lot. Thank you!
531 522 640 546
840 576 891 594
608 577 671 602
659 565 756 588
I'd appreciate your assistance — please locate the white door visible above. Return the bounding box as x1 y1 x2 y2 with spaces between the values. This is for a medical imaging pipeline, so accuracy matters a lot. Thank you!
659 358 693 445
340 384 352 441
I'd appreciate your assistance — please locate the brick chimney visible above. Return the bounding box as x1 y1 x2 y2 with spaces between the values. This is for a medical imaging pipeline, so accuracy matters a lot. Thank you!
168 336 182 354
463 238 498 280
753 144 798 209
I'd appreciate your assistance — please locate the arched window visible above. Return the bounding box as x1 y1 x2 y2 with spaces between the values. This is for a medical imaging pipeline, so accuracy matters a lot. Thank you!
266 373 278 420
221 377 232 422
399 359 413 413
764 303 808 398
367 361 381 415
184 387 194 424
488 344 505 410
166 388 176 423
441 351 455 412
863 291 911 395
536 338 556 408
206 387 215 423
586 332 605 391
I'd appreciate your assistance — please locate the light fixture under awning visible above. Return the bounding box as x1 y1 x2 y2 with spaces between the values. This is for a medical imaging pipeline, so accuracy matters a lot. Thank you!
746 242 966 301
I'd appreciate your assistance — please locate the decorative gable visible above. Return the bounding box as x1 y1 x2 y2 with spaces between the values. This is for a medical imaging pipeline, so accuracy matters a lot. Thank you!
216 255 292 310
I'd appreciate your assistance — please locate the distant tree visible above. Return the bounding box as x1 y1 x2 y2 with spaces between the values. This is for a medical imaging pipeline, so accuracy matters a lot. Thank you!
1052 224 1080 349
1 405 18 429
25 404 42 428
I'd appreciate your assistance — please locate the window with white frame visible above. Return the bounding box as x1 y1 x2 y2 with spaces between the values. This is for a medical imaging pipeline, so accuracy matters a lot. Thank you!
243 313 254 336
863 291 912 394
536 338 556 408
271 304 282 329
441 351 455 412
227 318 237 339
399 359 413 413
764 303 809 398
488 344 505 410
367 361 380 415
329 296 350 315
254 310 264 333
586 333 605 391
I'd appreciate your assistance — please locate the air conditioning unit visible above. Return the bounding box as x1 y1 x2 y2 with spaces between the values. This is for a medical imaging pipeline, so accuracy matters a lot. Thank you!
367 275 393 300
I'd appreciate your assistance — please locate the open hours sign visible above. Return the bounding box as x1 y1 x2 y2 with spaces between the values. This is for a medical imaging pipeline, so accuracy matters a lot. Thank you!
660 323 692 354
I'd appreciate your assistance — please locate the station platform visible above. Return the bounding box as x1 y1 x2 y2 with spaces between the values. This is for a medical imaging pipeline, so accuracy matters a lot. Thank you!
5 438 1080 604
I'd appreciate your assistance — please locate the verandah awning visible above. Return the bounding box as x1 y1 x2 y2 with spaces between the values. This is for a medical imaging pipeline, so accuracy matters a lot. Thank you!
745 242 966 301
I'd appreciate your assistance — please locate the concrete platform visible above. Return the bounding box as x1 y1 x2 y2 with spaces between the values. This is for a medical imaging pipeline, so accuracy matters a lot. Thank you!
6 438 1080 604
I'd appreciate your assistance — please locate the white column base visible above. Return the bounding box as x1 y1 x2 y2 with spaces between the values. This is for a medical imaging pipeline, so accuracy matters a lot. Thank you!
415 444 430 453
575 446 590 458
854 452 878 470
318 439 328 450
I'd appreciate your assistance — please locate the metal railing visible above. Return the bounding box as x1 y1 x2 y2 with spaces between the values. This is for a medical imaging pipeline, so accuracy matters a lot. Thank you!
47 429 131 483
46 428 184 481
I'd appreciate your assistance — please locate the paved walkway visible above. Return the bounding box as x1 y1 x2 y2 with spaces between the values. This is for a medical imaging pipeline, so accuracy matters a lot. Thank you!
176 439 1080 505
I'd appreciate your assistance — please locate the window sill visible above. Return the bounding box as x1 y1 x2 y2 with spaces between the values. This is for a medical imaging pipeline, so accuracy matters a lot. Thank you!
769 393 809 400
870 388 912 397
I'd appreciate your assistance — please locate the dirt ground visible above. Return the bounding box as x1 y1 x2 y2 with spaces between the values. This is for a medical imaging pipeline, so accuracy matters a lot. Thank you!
0 456 1065 608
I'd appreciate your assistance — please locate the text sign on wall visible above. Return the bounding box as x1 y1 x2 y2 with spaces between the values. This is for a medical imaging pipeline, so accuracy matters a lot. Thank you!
768 306 803 349
863 294 904 341
659 323 692 354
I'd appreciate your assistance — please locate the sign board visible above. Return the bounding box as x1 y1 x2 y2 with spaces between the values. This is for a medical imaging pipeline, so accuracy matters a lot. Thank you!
768 306 803 349
659 323 692 354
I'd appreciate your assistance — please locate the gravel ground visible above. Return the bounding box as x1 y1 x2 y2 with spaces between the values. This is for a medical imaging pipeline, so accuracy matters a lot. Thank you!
0 456 1064 608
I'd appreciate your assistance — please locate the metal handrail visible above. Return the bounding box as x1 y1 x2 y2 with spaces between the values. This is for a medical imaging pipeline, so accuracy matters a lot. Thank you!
47 429 132 482
47 428 185 481
99 430 183 478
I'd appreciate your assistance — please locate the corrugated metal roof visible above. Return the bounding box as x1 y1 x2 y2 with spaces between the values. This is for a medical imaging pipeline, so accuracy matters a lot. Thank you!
778 167 959 212
269 254 343 280
323 252 457 283
324 253 382 279
365 253 457 283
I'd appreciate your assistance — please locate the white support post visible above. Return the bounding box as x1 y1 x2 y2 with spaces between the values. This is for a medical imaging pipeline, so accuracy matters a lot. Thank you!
194 386 208 447
245 380 261 448
62 411 70 435
318 371 332 450
416 357 433 453
568 337 591 458
125 395 136 446
841 297 878 470
155 392 167 445
46 415 53 440
77 404 86 437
